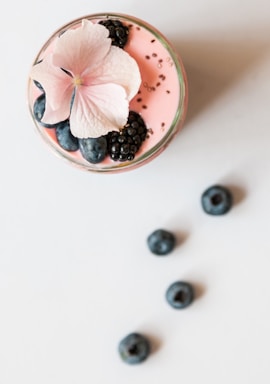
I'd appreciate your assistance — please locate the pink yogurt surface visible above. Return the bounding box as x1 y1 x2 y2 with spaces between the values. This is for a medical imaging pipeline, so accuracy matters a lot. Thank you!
29 15 187 171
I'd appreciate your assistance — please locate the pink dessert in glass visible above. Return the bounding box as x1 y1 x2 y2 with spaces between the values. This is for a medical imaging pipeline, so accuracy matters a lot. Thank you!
28 13 188 173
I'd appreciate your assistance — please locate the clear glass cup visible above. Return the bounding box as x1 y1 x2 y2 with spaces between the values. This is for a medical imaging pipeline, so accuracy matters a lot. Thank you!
28 13 188 173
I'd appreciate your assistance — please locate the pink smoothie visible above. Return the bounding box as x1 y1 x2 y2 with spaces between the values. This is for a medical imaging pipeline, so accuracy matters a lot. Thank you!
28 14 188 172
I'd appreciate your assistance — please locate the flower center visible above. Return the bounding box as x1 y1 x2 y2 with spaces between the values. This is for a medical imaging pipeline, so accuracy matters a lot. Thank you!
73 76 83 86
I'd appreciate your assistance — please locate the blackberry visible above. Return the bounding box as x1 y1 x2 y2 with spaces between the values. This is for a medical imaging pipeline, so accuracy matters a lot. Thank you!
107 111 147 162
98 19 129 49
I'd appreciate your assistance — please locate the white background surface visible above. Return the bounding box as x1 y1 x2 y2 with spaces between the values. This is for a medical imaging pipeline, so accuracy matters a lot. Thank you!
1 0 270 383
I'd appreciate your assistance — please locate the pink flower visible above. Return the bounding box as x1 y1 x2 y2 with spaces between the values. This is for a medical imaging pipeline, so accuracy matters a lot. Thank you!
30 19 141 138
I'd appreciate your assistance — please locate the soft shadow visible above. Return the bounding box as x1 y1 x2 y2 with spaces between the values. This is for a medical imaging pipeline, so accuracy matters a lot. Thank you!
174 230 189 249
226 184 247 207
146 333 162 355
171 37 269 124
191 281 206 301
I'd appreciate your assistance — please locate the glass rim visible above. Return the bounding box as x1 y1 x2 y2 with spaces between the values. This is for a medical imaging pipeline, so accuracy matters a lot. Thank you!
28 12 188 173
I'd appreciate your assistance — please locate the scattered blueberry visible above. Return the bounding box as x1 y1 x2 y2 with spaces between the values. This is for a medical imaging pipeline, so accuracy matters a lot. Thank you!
33 93 55 128
147 229 176 256
78 136 108 164
98 19 129 49
118 333 150 364
55 120 79 151
201 185 233 215
107 111 147 162
166 281 194 309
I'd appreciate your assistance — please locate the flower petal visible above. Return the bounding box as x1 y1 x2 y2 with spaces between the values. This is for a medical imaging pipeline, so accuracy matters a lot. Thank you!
70 83 129 138
31 56 74 124
85 46 141 101
41 91 72 125
53 19 111 76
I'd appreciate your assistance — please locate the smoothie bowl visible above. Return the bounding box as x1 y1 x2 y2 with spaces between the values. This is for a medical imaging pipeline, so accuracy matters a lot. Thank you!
28 13 188 173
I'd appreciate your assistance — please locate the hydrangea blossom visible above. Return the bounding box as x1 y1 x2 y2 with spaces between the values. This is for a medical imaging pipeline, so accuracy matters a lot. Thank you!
31 19 141 138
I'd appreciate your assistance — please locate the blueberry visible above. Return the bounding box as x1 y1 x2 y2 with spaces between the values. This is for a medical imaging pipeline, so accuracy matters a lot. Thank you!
33 93 55 128
201 185 233 215
55 120 79 151
33 80 44 92
147 229 176 255
118 333 150 364
166 281 194 309
78 136 107 164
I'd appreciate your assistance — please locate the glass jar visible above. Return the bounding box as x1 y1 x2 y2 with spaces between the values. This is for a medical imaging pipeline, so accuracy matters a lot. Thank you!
28 13 188 173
